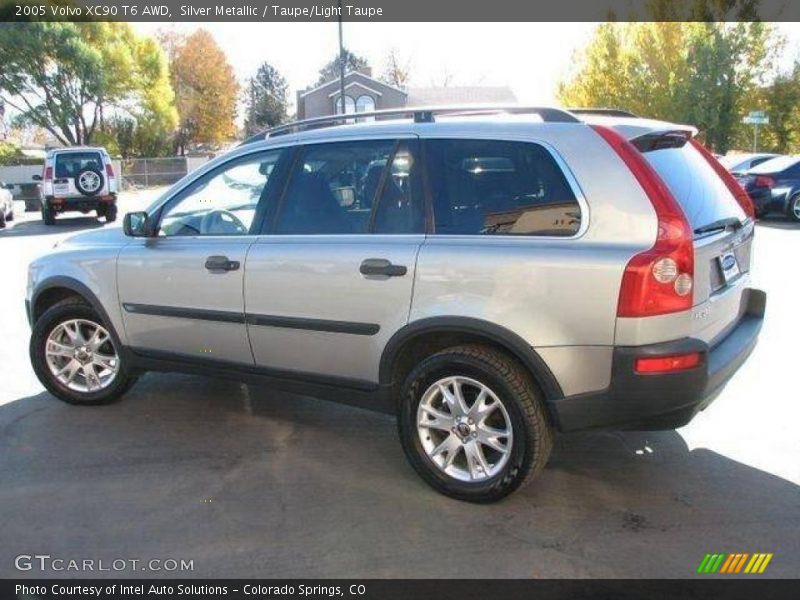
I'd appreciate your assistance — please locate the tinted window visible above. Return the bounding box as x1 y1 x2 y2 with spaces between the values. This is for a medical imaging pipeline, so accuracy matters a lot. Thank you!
426 139 581 236
55 152 103 178
159 150 282 236
275 140 422 234
643 144 746 230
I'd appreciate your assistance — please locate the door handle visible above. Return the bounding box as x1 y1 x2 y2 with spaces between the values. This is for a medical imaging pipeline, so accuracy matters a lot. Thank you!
359 258 407 277
205 255 240 272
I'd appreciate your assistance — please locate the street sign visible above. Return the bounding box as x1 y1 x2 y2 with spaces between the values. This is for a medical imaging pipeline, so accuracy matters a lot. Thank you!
743 110 769 151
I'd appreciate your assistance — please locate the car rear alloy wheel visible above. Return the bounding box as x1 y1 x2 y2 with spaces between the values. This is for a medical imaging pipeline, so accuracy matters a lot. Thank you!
790 195 800 222
417 376 512 482
45 319 119 393
399 345 553 502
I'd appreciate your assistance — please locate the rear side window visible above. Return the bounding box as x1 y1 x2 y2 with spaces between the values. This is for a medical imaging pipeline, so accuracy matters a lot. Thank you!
54 152 103 178
643 143 746 230
426 139 582 236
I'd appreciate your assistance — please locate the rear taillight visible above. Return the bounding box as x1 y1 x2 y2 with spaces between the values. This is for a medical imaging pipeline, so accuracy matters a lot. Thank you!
635 352 702 374
44 166 53 181
690 139 755 219
105 163 115 178
591 125 694 318
754 175 774 188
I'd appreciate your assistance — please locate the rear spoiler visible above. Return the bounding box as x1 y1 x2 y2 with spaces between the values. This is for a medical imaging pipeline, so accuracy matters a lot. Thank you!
630 129 696 152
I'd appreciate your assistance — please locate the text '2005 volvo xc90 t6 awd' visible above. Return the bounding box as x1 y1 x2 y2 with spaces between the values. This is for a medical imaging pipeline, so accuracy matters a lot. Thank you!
27 107 765 502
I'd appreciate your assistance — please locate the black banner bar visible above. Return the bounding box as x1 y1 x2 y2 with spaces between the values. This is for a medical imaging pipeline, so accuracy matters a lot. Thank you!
3 579 800 600
2 0 800 22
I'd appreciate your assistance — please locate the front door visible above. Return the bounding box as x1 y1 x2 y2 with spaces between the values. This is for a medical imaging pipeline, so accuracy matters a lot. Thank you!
118 149 286 364
245 137 425 385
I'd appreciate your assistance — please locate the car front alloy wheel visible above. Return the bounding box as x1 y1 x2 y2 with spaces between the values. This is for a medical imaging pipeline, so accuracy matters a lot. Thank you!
45 319 120 393
30 297 137 405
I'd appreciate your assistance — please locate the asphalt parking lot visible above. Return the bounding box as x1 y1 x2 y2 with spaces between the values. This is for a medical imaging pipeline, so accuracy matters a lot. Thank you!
1 191 798 578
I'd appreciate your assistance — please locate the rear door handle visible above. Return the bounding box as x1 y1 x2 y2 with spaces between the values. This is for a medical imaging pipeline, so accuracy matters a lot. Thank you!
205 255 240 272
360 258 407 277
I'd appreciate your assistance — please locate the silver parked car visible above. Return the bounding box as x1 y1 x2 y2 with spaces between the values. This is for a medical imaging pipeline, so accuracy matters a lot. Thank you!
26 107 765 502
0 181 14 228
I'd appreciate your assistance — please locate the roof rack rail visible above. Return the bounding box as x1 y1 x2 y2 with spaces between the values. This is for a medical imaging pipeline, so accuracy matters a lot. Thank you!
240 105 580 145
568 108 639 118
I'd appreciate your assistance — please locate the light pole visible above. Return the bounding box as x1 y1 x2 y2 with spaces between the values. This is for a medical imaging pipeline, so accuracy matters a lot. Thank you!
338 0 346 116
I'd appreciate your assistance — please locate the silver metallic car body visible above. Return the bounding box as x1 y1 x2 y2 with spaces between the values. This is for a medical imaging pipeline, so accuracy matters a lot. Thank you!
26 113 752 411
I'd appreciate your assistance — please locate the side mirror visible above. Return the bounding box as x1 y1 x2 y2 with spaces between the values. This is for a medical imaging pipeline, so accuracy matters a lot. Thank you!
123 211 152 237
32 174 42 181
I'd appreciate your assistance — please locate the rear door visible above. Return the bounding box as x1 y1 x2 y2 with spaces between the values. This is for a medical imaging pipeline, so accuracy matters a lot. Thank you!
53 150 106 198
640 138 752 345
244 136 425 385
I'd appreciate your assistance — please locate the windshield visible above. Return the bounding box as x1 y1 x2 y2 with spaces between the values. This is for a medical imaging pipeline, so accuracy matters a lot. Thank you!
643 142 746 231
747 155 799 174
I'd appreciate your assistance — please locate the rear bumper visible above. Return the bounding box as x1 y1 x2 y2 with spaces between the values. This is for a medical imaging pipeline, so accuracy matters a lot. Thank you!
749 188 788 213
550 288 766 432
46 194 116 212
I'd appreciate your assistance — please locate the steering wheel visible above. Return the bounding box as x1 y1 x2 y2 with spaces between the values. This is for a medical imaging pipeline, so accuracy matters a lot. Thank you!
199 209 248 235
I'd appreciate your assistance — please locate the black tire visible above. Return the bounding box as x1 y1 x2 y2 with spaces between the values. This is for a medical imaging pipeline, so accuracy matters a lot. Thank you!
6 209 13 222
787 194 800 222
75 167 105 197
104 204 118 223
30 297 137 405
398 344 553 503
42 203 55 225
0 211 5 229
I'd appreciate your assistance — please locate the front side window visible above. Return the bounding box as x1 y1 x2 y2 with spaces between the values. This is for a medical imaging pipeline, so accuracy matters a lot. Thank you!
275 139 422 235
426 139 582 236
158 150 282 236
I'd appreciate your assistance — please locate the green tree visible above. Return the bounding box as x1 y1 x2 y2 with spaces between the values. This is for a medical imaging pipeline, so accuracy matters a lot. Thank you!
243 62 289 136
316 48 371 85
558 22 777 153
741 60 800 153
166 29 239 153
0 22 177 148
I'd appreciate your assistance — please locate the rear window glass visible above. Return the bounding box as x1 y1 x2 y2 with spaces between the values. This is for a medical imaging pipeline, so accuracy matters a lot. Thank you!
642 143 746 231
54 152 103 178
427 139 582 236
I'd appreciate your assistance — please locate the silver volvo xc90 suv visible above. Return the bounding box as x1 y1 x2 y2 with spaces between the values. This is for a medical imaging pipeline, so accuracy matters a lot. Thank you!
26 107 765 502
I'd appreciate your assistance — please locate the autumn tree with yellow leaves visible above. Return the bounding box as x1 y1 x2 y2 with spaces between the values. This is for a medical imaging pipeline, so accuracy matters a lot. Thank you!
163 29 239 154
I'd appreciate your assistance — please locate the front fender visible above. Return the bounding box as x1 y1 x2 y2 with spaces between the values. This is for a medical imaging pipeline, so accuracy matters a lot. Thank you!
29 247 126 347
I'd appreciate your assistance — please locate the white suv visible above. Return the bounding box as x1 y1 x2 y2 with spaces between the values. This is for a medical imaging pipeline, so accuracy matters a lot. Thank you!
26 107 765 502
34 147 118 225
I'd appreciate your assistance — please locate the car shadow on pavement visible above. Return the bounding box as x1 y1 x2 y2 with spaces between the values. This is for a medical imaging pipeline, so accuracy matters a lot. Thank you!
1 374 798 578
0 216 105 238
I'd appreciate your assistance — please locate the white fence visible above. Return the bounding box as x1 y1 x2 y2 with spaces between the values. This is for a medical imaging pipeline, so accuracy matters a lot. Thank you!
119 156 210 189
